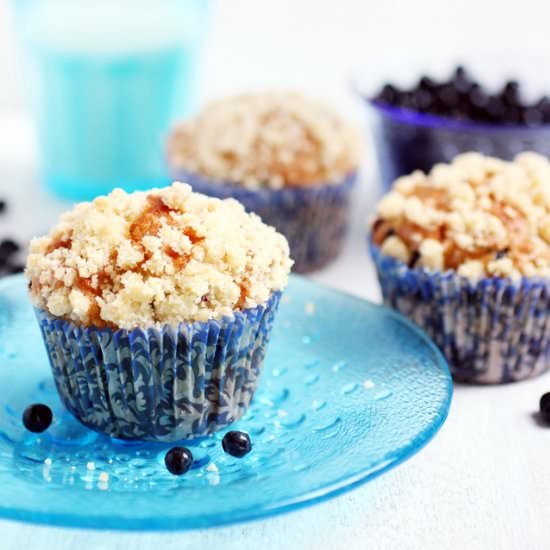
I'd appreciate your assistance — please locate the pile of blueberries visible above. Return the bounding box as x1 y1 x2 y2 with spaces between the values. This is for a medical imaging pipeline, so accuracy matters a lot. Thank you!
23 403 252 477
372 66 550 126
0 200 24 277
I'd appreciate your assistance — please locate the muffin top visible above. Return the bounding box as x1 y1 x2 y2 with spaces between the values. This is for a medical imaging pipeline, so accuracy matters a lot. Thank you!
26 182 292 329
372 152 550 281
167 91 361 189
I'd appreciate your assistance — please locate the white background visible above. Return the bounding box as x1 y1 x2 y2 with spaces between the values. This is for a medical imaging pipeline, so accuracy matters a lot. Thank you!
1 1 550 549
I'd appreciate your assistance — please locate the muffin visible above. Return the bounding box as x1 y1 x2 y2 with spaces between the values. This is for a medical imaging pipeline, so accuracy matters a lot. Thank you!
369 151 550 383
26 182 292 440
167 91 361 273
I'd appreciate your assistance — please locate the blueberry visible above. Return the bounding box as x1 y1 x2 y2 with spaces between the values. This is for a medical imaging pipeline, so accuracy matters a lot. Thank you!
22 403 53 433
454 65 467 78
500 80 521 106
222 431 252 458
469 85 489 109
375 84 399 105
0 239 19 258
438 85 459 108
452 66 473 94
540 392 550 413
164 446 193 475
414 89 434 111
396 91 418 110
0 201 6 214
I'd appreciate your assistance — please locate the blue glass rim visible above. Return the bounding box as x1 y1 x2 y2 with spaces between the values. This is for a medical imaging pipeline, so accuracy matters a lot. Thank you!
366 98 550 133
0 274 452 531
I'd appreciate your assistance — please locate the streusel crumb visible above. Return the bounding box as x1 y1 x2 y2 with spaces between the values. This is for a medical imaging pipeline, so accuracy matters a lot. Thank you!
167 91 361 189
26 182 292 329
372 152 550 280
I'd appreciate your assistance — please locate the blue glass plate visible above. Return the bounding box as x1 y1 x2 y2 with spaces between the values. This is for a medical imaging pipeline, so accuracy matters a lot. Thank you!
0 274 452 530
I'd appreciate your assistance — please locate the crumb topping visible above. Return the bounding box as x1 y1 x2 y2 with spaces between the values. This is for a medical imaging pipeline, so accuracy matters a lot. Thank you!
372 152 550 280
167 91 361 189
26 182 292 329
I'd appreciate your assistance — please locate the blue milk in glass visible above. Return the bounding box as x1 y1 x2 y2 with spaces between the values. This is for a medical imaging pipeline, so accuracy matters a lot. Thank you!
14 0 209 200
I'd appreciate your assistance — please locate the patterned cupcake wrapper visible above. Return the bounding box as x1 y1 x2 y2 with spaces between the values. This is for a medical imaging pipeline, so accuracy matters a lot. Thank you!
370 242 550 384
34 292 281 441
172 169 357 273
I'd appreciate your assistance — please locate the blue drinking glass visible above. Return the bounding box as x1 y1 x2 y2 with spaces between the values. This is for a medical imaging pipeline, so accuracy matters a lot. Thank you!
12 0 210 201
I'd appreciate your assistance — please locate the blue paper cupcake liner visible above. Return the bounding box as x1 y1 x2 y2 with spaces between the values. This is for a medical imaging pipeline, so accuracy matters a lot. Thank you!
370 242 550 384
172 169 357 273
34 292 282 441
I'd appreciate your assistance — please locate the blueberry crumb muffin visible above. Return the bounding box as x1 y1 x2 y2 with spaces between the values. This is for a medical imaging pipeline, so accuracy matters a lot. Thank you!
27 182 292 440
370 152 550 383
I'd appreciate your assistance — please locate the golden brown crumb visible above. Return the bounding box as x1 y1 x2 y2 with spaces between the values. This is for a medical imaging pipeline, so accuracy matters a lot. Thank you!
26 182 292 329
167 91 361 189
372 152 550 280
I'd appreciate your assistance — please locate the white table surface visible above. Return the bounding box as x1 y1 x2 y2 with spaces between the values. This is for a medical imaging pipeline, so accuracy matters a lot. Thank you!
0 110 550 550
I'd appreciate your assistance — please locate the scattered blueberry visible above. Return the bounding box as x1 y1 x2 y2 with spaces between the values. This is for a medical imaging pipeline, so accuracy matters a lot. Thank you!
372 65 550 126
540 392 550 415
0 239 19 258
164 446 193 475
0 200 6 214
22 403 53 433
222 431 252 458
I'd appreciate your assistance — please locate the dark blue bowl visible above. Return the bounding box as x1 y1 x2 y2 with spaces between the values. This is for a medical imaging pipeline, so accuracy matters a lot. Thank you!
368 100 550 189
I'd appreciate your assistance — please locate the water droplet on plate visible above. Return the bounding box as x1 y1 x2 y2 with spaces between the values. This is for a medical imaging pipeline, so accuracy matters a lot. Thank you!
304 358 320 369
130 458 147 469
304 373 319 386
189 447 210 470
249 425 265 436
374 389 393 401
332 361 347 372
4 404 18 418
37 379 56 395
271 366 288 377
341 383 358 395
312 417 341 433
15 439 51 463
257 388 289 408
312 400 327 411
279 412 305 429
